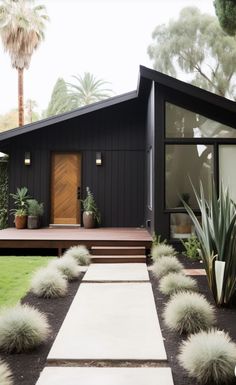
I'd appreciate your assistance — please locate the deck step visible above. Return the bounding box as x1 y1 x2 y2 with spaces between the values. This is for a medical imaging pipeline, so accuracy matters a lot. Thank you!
91 246 146 256
91 255 146 263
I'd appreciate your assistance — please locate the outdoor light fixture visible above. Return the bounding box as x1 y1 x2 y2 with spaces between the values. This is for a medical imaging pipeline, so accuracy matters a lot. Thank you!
24 152 31 166
96 152 102 166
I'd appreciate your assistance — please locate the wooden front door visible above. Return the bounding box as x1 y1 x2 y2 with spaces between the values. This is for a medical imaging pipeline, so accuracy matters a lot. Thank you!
51 153 81 224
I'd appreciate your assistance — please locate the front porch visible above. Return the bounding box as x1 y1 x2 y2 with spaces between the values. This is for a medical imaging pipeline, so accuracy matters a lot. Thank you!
0 227 152 256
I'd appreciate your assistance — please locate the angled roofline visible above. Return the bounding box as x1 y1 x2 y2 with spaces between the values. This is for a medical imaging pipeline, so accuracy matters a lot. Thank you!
139 65 236 114
0 90 138 141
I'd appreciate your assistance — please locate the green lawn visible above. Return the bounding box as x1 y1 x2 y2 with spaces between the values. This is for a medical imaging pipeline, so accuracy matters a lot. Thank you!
0 256 55 307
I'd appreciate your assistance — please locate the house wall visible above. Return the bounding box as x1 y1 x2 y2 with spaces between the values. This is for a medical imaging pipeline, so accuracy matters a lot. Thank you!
5 99 146 227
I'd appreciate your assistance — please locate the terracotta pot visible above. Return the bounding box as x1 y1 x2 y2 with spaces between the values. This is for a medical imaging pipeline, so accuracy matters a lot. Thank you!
15 215 27 229
83 211 95 229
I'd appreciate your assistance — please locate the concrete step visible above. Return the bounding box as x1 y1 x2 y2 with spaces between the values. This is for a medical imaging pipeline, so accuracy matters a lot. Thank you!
91 246 146 256
36 367 174 385
91 255 146 263
83 263 149 282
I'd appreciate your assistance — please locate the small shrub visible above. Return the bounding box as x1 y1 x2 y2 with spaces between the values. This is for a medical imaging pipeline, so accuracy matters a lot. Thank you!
178 329 236 384
152 256 183 279
63 245 91 265
151 243 176 262
159 272 198 296
163 291 215 334
0 304 50 353
31 267 68 298
0 360 13 385
50 256 81 281
181 235 201 261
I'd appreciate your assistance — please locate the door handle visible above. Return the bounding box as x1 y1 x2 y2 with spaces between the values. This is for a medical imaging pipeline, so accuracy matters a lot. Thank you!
77 187 81 200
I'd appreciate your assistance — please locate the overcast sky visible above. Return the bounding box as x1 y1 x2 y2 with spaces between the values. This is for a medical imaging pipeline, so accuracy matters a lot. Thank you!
0 0 215 115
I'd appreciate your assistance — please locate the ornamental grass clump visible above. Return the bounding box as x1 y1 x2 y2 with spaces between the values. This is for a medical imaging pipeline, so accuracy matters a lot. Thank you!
0 304 50 353
63 245 91 265
0 361 13 385
159 272 198 296
152 256 184 279
50 256 81 281
30 267 68 298
163 291 215 335
178 329 236 384
151 243 176 262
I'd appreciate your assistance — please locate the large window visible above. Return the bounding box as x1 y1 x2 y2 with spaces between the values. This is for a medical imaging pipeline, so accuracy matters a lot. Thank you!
166 144 213 209
166 103 236 138
219 145 236 204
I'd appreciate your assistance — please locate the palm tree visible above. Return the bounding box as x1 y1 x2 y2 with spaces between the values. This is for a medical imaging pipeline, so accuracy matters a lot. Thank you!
67 72 113 107
0 0 49 126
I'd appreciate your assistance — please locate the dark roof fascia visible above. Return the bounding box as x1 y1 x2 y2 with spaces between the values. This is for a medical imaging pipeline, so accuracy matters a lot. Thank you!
139 65 236 115
0 90 138 142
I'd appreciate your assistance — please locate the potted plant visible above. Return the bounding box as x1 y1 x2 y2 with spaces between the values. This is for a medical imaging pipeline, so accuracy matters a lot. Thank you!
10 187 30 229
27 199 44 229
81 187 100 228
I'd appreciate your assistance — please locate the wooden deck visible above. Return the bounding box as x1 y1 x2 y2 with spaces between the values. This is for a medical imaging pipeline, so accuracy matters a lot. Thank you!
0 227 152 255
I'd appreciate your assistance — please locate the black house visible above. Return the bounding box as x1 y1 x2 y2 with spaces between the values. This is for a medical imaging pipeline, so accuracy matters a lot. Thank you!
1 66 236 242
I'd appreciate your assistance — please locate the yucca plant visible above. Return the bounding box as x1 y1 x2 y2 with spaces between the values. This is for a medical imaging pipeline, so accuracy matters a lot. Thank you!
183 179 236 306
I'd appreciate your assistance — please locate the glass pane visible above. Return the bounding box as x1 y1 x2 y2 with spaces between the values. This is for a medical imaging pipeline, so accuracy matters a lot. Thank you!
166 144 213 209
166 102 236 138
147 148 153 209
219 145 236 204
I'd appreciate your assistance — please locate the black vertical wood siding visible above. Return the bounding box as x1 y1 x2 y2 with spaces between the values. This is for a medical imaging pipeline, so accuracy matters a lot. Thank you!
6 99 146 227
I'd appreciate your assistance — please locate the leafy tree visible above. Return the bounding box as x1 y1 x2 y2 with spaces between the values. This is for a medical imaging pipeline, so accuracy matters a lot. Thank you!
46 78 76 117
67 72 113 107
214 0 236 36
148 7 236 99
0 103 39 132
0 0 49 126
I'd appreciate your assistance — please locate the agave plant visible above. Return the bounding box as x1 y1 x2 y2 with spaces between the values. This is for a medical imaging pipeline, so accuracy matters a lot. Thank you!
183 179 236 306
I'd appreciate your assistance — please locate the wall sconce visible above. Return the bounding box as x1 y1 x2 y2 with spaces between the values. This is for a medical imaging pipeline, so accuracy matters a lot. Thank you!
96 152 102 166
24 152 31 166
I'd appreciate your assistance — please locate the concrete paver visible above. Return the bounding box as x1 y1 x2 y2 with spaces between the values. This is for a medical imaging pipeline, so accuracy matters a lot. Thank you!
83 263 149 281
48 282 167 361
36 367 174 385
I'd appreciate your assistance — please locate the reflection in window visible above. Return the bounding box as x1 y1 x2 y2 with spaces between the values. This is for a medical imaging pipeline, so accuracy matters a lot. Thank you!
166 145 213 209
219 145 236 204
166 103 236 138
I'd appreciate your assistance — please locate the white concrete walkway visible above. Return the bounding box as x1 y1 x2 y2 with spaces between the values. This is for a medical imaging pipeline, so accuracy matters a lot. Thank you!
36 263 174 385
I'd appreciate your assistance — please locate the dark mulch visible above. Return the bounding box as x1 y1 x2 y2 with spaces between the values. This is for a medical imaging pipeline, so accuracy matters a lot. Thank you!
0 273 84 385
149 255 236 385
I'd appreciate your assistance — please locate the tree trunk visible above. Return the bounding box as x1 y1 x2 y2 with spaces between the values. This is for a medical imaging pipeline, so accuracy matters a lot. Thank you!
18 68 24 127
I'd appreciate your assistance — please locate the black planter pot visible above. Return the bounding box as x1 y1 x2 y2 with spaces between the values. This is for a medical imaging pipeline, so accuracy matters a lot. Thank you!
27 215 40 229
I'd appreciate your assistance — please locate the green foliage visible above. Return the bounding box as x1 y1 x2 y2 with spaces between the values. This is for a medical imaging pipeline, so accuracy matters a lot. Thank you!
183 179 236 306
164 292 215 335
45 78 76 117
0 304 50 353
67 72 113 107
50 256 81 281
159 272 198 296
181 235 201 261
178 329 236 384
0 256 55 307
148 6 236 99
63 245 91 265
81 187 101 224
152 256 184 279
152 233 166 246
0 360 13 385
31 267 68 298
10 187 30 215
27 199 44 216
0 159 8 229
214 0 236 36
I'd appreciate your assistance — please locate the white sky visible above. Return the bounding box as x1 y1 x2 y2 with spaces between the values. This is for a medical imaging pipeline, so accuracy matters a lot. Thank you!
0 0 215 115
